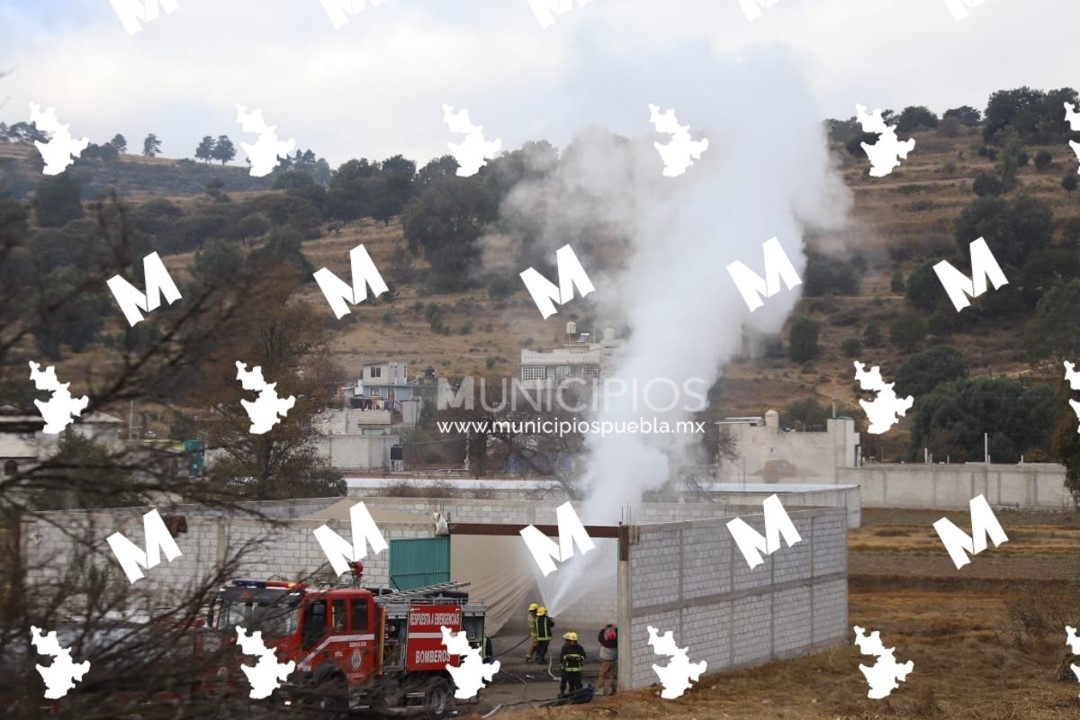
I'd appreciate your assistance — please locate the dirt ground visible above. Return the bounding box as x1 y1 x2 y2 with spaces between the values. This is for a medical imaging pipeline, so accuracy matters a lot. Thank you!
454 508 1080 720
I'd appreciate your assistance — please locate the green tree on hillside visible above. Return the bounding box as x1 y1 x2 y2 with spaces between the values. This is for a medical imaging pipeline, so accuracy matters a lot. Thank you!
784 397 829 431
1063 173 1078 199
402 175 498 292
1052 390 1080 502
890 270 905 293
1018 247 1080 309
1027 279 1080 364
943 105 981 127
416 154 460 191
893 345 967 398
802 254 860 296
193 237 246 288
195 135 215 163
890 311 926 352
972 172 1004 197
30 264 110 359
954 194 1053 267
788 316 819 362
211 135 236 165
34 173 83 228
905 260 948 313
327 158 379 221
894 106 939 134
862 322 883 348
995 127 1023 191
983 86 1079 144
143 133 162 157
910 378 1057 463
109 133 127 154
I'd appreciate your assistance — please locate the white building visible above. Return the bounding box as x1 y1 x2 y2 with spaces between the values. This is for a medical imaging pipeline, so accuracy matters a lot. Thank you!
0 406 124 478
717 409 861 485
315 408 401 473
519 323 625 390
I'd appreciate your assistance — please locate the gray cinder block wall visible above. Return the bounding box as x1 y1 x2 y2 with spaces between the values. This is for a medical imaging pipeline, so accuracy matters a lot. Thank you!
20 508 431 615
618 507 847 691
837 464 1072 510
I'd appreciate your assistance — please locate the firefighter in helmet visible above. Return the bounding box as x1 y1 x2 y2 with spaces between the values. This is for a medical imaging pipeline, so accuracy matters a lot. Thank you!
525 602 539 662
559 631 586 697
533 606 554 663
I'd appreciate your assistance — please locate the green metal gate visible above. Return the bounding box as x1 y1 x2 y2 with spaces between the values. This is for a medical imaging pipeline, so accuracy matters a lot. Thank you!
389 537 450 590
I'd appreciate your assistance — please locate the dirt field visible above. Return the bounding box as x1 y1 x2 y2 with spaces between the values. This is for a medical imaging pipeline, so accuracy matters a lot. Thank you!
462 508 1080 720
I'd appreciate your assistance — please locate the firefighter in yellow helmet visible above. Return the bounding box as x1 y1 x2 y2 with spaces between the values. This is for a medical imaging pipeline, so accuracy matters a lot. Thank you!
533 606 554 663
525 602 539 662
559 631 586 698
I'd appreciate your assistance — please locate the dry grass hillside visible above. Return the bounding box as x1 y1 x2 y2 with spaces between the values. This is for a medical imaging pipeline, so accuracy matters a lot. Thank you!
11 125 1080 446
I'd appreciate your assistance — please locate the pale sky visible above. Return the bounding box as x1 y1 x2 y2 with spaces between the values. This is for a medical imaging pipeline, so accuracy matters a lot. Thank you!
0 0 1073 168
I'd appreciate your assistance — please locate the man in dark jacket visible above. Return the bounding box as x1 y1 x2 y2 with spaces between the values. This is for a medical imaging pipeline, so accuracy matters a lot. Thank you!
534 606 554 663
559 632 586 697
597 624 617 695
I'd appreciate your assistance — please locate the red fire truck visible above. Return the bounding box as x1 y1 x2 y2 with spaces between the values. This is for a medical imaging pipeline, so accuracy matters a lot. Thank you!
204 564 488 719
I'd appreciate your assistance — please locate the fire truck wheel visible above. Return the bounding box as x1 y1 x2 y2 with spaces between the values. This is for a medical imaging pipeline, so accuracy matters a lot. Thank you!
424 678 453 720
315 675 349 718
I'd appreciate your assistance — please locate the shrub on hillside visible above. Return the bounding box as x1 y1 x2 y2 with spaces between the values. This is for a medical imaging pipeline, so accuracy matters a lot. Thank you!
890 311 927 352
788 316 819 362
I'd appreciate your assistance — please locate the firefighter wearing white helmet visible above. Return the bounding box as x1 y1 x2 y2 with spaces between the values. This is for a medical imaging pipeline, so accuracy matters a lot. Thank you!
560 630 586 697
525 602 540 662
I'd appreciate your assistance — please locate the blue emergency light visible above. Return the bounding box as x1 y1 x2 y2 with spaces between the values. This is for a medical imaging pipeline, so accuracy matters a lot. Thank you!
230 579 266 588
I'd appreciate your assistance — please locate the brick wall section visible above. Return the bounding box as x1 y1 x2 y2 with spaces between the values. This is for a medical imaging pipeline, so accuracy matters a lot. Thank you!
622 507 847 690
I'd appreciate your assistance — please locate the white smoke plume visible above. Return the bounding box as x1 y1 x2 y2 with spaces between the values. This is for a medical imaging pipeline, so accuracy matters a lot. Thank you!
505 39 851 614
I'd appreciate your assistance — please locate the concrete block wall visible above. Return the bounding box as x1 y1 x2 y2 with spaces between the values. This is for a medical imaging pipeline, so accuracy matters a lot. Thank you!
621 507 847 690
21 508 431 613
356 495 859 529
836 464 1072 510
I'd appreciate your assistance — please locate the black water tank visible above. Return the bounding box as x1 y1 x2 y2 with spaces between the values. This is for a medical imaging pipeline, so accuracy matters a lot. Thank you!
390 445 403 461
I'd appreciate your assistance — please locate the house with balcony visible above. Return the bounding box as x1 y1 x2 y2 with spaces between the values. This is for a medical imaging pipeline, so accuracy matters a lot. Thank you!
519 323 625 391
338 361 422 427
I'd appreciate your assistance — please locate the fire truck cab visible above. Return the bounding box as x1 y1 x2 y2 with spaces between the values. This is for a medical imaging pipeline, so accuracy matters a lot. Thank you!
207 568 487 719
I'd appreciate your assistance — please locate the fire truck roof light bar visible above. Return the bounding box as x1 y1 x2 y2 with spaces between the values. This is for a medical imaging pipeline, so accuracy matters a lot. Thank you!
230 579 304 589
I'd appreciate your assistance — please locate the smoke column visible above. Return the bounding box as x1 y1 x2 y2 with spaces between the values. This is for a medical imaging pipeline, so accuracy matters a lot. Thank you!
507 38 851 615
